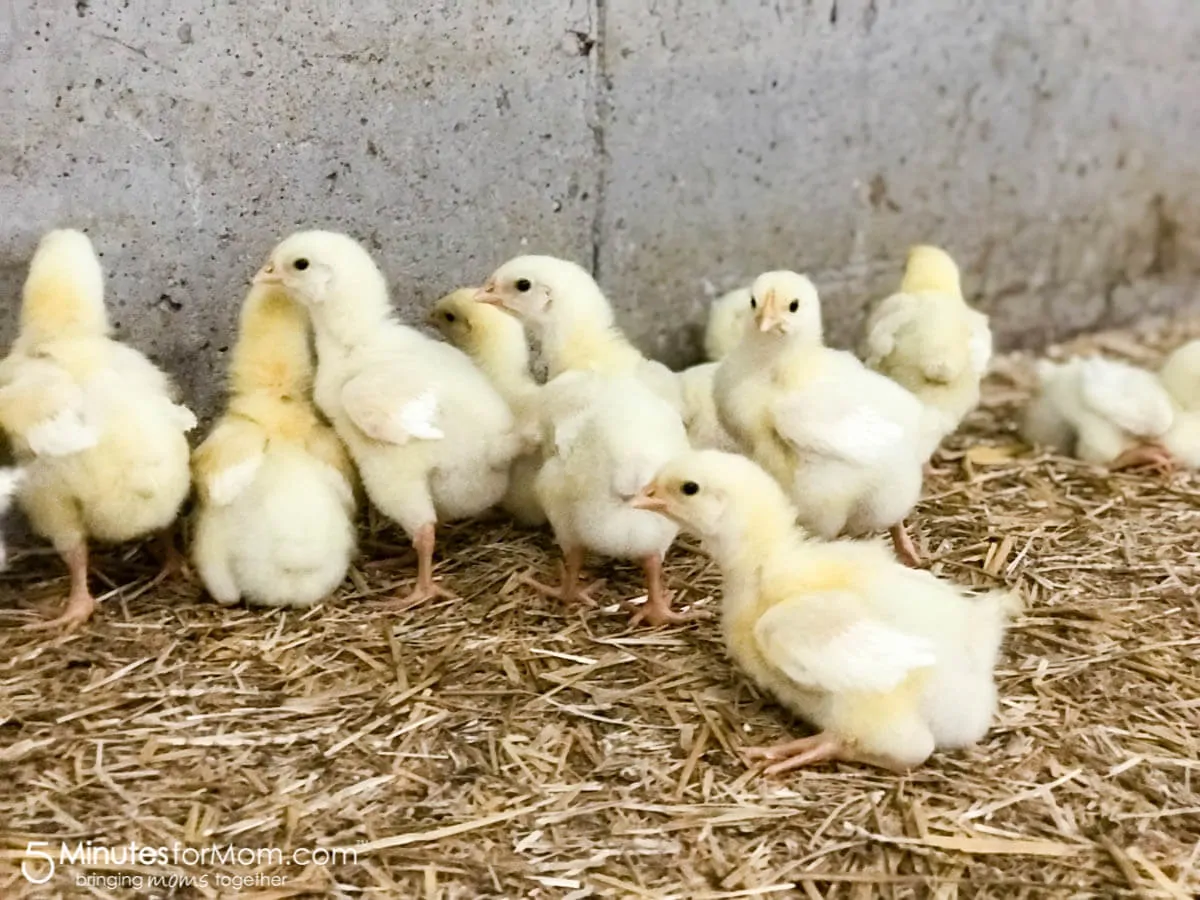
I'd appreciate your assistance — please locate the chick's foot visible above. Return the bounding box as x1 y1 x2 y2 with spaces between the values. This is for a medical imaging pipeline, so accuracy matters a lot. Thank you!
1111 443 1175 476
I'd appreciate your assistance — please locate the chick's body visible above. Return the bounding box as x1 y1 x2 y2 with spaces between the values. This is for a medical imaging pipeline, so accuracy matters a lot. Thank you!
715 272 927 563
1159 340 1200 468
639 451 1013 772
192 285 356 608
678 362 738 451
861 246 992 456
259 232 519 602
0 230 194 630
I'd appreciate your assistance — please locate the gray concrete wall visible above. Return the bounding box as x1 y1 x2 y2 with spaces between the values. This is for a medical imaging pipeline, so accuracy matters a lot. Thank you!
3 0 1200 413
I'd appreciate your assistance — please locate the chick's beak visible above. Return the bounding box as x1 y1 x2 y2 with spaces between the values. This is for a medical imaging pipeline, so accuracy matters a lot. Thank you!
756 287 784 333
253 263 283 286
474 281 505 307
630 483 671 513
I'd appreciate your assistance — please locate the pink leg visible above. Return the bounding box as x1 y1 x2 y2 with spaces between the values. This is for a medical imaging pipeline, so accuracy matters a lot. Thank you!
628 553 708 627
743 732 914 775
390 523 458 605
519 546 604 605
1111 443 1174 476
152 525 191 583
24 543 96 633
890 521 923 568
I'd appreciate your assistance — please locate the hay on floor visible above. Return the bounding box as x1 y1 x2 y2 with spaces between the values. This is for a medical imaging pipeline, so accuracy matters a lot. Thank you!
1 318 1199 899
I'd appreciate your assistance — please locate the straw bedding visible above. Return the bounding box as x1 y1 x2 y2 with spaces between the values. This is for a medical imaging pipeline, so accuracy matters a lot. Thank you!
1 319 1198 899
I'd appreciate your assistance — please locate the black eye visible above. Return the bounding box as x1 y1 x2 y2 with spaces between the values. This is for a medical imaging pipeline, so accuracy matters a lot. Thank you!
444 312 456 323
789 299 799 312
293 258 309 271
681 481 700 496
750 297 757 309
515 278 531 292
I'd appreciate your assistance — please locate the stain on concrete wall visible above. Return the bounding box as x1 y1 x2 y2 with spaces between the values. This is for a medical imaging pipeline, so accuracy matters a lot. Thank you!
2 0 1199 412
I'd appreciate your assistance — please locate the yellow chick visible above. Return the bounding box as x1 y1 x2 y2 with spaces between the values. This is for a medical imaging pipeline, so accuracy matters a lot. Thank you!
532 370 694 626
191 283 357 608
861 246 992 455
0 230 195 631
704 286 753 361
475 255 685 414
254 231 522 603
428 288 546 526
714 270 929 566
677 361 739 451
1160 340 1200 468
632 449 1015 773
1021 355 1175 473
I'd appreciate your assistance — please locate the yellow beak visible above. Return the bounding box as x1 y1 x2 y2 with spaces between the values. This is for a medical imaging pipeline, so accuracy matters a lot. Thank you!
630 484 670 513
253 263 283 286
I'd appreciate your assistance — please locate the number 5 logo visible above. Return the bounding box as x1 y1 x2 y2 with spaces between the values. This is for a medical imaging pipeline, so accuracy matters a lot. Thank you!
22 841 55 884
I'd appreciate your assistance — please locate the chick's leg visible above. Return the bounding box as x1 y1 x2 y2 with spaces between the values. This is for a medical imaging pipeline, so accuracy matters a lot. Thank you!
889 521 923 568
24 542 96 632
1110 442 1174 476
392 522 458 605
743 732 914 775
629 553 707 627
151 522 191 583
519 546 604 605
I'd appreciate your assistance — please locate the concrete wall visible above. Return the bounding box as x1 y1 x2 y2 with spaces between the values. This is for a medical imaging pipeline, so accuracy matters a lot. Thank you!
3 0 1200 412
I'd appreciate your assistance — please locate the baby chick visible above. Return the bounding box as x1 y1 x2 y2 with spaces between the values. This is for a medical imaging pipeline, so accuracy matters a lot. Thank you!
1021 354 1175 473
0 229 195 630
714 271 929 566
632 450 1015 773
255 231 521 603
475 255 685 414
1160 340 1200 468
429 288 545 526
704 286 753 361
533 371 694 626
678 361 739 451
861 245 992 456
191 283 357 608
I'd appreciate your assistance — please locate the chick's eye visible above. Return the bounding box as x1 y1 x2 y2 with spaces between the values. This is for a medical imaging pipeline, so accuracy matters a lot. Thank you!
444 312 456 323
293 258 310 271
750 297 757 309
789 299 799 313
515 278 532 293
680 481 700 496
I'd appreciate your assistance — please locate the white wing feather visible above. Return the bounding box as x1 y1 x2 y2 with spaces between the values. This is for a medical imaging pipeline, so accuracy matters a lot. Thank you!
170 403 198 433
341 372 444 445
773 388 908 467
754 599 937 695
862 293 916 367
207 454 264 506
26 408 100 456
397 391 443 440
1078 357 1174 438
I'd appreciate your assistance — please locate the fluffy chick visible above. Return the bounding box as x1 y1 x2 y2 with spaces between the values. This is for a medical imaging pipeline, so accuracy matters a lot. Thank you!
0 229 195 631
861 245 992 456
677 361 739 451
429 288 545 526
633 450 1015 773
256 231 521 603
704 286 753 361
533 371 695 626
475 255 684 414
1160 340 1200 468
1021 354 1175 473
714 270 929 566
191 283 357 608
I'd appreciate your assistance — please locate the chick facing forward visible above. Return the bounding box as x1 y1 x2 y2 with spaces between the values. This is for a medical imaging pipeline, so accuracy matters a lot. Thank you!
475 256 684 415
256 231 521 604
0 230 195 631
714 271 929 566
429 288 546 526
633 450 1016 773
191 283 356 609
860 245 992 457
1021 354 1175 473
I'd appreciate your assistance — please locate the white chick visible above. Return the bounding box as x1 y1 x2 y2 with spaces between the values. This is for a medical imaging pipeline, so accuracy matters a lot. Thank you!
714 270 929 566
632 449 1016 773
255 231 521 603
678 361 739 451
861 245 992 456
1021 355 1175 472
429 288 546 526
475 255 684 414
704 286 753 361
191 283 357 608
532 371 695 626
0 229 195 631
1160 340 1200 468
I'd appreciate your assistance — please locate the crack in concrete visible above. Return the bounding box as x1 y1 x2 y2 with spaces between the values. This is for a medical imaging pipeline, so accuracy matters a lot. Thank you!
589 0 610 281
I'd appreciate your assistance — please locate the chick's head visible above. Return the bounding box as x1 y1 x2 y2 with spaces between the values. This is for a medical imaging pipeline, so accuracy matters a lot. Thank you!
430 287 527 358
901 245 961 296
255 230 387 310
1159 339 1200 410
632 449 792 543
749 271 822 342
476 255 611 332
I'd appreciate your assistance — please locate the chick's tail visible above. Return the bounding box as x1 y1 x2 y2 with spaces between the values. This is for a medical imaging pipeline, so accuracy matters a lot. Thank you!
20 229 109 345
970 589 1021 671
